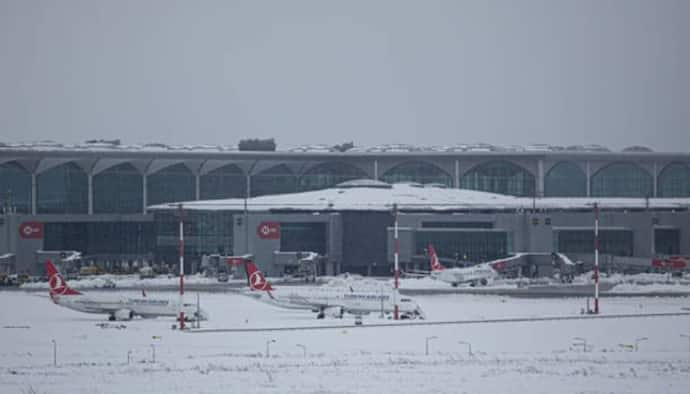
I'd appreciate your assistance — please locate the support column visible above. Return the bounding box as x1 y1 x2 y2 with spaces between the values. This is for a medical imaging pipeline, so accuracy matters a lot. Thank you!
31 173 37 215
652 162 658 198
537 159 544 198
142 175 147 214
246 174 251 198
195 174 200 200
454 159 460 188
586 162 591 197
87 174 93 215
373 160 379 180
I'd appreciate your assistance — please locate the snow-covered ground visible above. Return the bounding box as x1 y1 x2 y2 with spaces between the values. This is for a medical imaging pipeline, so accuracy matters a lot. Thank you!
1 291 689 393
398 272 690 293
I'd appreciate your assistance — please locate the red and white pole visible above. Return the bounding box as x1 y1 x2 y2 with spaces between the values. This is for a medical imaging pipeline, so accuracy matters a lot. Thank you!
178 204 185 329
393 203 399 320
593 202 600 315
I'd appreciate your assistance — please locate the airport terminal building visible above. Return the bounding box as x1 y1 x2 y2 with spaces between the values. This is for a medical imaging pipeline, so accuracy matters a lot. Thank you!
1 141 690 275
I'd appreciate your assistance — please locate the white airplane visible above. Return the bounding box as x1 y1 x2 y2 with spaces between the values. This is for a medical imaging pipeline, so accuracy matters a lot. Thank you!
46 260 208 321
232 257 425 320
418 245 506 287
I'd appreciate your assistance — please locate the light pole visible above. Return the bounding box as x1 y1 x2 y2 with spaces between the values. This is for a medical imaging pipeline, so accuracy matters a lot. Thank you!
51 339 56 366
150 344 156 363
458 340 473 356
425 336 438 356
127 350 132 365
266 339 276 358
635 337 648 352
573 337 587 353
296 344 306 357
681 334 690 352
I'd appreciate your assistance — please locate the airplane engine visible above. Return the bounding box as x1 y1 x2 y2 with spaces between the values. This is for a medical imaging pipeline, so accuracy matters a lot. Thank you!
112 309 134 321
325 306 344 319
318 306 344 319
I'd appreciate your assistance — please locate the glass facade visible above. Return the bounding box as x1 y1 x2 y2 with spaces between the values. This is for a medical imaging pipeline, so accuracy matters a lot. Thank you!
415 229 510 262
381 161 452 186
657 162 690 197
0 161 31 213
93 163 143 213
591 162 652 198
280 222 327 254
298 162 368 191
201 164 246 200
44 222 155 257
147 163 196 205
556 229 633 256
654 228 680 255
544 162 587 197
250 164 296 196
37 162 88 214
154 210 234 266
461 161 535 197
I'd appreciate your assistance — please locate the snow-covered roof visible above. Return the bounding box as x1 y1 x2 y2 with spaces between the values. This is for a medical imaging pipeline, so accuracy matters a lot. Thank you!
0 140 661 154
148 183 690 212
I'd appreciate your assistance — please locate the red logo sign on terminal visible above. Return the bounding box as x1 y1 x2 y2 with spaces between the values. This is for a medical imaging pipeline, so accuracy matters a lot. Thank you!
256 222 280 239
19 222 44 239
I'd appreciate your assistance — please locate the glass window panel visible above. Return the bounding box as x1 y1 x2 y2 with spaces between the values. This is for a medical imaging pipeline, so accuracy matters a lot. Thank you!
298 162 368 192
460 161 535 197
44 222 155 256
381 161 452 186
591 163 652 198
37 162 88 214
544 162 587 197
280 222 326 254
147 163 195 205
414 230 510 263
657 163 690 198
0 161 31 213
93 163 143 213
201 164 246 200
250 164 296 197
654 228 680 255
556 230 633 256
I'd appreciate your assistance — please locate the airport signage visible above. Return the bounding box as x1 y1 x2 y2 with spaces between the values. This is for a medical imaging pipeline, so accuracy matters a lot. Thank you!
257 221 280 239
19 222 44 239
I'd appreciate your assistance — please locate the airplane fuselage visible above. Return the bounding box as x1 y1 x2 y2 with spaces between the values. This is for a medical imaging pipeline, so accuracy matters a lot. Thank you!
431 264 497 286
245 285 423 318
52 293 204 320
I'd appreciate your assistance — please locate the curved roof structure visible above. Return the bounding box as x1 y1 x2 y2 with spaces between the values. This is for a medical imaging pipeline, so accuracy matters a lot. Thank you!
149 183 690 212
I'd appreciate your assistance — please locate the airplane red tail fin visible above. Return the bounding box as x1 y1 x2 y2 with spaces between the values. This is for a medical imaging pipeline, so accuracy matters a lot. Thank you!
428 244 445 271
244 260 273 291
46 259 81 297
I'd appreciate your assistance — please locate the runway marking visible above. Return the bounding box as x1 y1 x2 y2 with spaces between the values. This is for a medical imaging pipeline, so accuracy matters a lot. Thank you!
186 311 690 334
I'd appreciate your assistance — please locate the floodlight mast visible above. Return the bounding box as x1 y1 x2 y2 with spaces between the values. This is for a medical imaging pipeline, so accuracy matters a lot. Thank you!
393 203 399 320
594 203 600 314
179 203 185 329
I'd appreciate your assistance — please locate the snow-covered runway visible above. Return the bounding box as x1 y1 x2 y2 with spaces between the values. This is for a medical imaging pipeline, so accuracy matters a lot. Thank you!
2 291 689 393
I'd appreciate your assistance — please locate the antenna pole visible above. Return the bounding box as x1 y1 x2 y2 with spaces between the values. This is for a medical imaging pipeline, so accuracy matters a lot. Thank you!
393 203 399 320
179 203 185 329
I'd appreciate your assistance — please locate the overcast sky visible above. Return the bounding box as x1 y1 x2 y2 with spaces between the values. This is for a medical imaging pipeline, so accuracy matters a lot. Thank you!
1 0 688 151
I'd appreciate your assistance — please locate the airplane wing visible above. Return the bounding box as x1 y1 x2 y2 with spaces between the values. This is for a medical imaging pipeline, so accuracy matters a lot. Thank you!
400 270 431 278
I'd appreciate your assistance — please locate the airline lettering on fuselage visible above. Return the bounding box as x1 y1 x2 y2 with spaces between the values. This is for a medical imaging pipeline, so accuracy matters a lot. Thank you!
343 294 390 301
127 299 169 305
